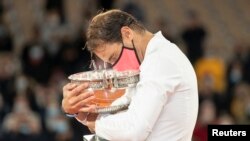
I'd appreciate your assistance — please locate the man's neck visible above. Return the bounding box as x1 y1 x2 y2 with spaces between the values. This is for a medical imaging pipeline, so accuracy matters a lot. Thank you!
133 31 154 62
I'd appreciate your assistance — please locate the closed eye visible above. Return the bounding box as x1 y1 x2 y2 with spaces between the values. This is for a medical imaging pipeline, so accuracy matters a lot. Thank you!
108 53 116 64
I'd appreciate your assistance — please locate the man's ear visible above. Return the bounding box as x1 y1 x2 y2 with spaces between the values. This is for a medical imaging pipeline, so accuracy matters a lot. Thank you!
121 26 133 41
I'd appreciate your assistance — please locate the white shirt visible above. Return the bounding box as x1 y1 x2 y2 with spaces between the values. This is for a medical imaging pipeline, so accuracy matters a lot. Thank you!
91 31 198 141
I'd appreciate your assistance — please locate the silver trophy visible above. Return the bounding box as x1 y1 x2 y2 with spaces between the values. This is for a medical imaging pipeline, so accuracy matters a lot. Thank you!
68 68 139 114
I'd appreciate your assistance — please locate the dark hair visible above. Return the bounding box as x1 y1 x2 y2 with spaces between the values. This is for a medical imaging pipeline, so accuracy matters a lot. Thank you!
86 9 145 51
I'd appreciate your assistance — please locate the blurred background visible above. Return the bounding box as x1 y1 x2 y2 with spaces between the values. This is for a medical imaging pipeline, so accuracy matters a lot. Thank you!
0 0 249 141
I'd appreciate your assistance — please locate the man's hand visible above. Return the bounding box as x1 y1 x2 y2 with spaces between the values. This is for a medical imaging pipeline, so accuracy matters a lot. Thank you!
62 83 96 114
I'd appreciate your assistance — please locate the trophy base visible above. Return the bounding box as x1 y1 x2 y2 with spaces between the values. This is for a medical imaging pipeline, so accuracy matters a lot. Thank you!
93 103 129 114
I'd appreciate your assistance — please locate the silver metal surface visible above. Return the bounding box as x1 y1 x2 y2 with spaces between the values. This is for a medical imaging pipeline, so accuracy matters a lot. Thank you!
68 69 140 90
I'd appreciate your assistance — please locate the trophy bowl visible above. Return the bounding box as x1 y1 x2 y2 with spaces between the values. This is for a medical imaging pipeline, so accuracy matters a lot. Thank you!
68 69 140 114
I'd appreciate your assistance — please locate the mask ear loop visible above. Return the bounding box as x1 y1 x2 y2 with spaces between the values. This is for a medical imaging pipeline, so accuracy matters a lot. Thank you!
131 40 136 49
121 41 125 48
132 40 141 64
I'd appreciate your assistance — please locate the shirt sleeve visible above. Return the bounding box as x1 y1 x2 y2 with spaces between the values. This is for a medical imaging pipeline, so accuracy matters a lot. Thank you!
110 88 134 106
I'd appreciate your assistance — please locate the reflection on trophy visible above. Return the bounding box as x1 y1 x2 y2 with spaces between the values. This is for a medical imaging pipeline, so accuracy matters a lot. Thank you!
68 69 140 114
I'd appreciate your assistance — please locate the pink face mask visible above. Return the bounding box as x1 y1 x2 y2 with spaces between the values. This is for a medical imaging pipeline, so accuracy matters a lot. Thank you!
112 42 140 71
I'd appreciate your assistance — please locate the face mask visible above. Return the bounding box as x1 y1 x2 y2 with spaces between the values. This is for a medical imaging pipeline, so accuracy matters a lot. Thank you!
112 40 140 71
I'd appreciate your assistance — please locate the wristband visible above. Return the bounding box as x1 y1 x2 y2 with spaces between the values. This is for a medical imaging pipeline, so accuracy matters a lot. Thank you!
65 113 78 118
